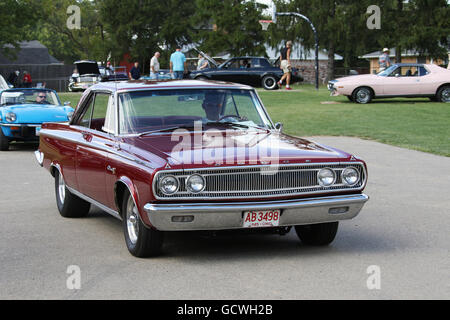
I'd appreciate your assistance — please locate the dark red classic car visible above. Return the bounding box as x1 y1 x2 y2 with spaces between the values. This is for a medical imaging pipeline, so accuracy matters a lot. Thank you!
35 80 369 257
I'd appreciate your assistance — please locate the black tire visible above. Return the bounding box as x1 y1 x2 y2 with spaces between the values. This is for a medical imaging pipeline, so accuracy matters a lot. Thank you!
55 170 90 218
262 75 277 90
295 222 339 246
122 190 164 258
352 87 373 104
346 95 354 102
0 128 9 151
436 85 450 103
429 96 437 102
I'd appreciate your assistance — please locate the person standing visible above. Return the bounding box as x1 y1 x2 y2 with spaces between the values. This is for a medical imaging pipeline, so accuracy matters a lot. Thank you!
170 47 187 80
278 41 293 90
23 71 32 88
150 52 161 79
129 62 141 80
379 48 391 72
197 53 209 70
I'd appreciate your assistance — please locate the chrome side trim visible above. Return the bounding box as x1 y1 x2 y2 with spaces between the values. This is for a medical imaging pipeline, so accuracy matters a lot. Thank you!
40 129 136 162
0 123 42 127
66 185 122 220
144 194 369 231
34 150 44 167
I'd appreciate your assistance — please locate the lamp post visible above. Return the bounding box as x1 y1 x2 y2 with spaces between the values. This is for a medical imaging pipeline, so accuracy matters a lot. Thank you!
272 4 320 90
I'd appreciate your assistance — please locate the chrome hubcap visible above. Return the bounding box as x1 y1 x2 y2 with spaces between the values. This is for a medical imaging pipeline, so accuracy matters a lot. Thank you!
356 89 370 103
58 174 66 204
442 89 450 102
126 197 139 245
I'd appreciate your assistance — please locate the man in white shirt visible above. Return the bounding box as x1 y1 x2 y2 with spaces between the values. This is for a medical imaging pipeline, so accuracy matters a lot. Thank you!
150 52 160 79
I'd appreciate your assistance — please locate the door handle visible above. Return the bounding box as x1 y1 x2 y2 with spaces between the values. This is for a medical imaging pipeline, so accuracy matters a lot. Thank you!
106 165 116 174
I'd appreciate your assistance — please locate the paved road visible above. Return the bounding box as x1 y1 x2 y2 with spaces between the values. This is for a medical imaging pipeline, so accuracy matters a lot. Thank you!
0 137 449 299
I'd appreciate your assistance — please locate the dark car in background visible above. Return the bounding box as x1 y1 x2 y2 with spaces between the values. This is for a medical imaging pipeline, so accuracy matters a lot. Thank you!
189 53 303 90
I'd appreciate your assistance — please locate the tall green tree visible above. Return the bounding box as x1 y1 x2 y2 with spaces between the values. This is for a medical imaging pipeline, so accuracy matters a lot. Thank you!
0 0 39 58
98 0 196 71
31 0 108 64
192 0 267 57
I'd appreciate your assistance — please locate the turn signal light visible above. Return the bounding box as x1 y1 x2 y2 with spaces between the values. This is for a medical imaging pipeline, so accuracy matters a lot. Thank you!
171 215 194 223
329 207 349 214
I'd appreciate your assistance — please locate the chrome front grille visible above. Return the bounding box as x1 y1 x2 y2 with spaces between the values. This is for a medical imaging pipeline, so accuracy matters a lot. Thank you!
153 162 367 200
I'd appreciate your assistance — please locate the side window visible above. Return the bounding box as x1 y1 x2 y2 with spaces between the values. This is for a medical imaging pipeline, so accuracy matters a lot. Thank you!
419 66 429 76
76 92 112 133
78 96 94 128
251 58 262 68
90 93 111 132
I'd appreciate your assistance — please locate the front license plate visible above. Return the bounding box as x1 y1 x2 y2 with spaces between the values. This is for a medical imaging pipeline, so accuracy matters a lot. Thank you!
243 210 281 228
35 126 41 136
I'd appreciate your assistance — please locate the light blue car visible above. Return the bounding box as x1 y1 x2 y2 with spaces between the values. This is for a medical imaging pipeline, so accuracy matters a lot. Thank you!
0 88 74 151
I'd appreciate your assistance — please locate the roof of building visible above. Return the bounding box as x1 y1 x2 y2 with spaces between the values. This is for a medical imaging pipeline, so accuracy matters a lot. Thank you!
0 41 62 65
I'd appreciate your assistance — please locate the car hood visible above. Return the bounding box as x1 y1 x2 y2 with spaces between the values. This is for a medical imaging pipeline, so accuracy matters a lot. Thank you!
123 130 354 170
75 61 100 75
333 74 379 83
1 104 73 123
194 47 219 68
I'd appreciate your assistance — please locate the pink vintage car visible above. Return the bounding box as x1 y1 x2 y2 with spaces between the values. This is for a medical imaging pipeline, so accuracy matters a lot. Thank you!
328 63 450 103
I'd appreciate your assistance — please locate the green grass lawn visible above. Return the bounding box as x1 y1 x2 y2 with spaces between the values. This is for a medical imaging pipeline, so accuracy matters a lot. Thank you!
59 84 450 156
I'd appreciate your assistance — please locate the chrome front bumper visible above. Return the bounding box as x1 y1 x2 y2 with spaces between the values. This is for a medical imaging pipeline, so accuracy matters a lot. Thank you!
144 194 369 231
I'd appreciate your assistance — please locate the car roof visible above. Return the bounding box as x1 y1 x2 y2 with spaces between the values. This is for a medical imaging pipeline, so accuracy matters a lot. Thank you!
227 57 269 60
90 79 254 93
393 63 426 67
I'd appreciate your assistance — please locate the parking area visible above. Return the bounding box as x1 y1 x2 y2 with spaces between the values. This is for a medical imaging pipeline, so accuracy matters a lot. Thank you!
0 137 449 299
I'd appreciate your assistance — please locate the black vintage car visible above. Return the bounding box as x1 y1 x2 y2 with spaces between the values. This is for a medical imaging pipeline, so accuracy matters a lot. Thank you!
189 52 303 90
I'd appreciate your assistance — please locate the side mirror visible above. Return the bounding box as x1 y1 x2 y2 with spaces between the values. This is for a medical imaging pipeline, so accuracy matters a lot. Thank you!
395 73 400 78
64 101 71 106
274 122 283 133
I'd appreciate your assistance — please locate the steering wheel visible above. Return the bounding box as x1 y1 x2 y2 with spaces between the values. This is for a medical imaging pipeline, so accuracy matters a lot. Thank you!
218 115 242 122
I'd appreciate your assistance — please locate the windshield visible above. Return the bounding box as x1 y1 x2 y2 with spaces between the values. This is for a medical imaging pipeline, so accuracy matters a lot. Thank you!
377 65 397 77
118 89 273 135
0 89 60 106
0 75 8 90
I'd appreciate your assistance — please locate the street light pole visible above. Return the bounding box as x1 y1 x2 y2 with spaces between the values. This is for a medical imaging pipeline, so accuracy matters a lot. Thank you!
273 6 320 90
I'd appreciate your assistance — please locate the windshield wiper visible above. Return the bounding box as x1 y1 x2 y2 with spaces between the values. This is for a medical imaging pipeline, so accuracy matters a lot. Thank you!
138 123 204 136
205 121 268 132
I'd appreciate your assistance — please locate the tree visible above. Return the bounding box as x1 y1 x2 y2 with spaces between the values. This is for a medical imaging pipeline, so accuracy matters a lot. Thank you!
30 0 108 64
192 0 267 57
0 0 39 58
98 0 196 71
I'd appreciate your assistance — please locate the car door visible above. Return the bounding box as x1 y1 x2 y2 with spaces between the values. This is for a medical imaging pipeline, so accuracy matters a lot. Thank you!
213 59 249 84
382 66 422 96
74 91 113 206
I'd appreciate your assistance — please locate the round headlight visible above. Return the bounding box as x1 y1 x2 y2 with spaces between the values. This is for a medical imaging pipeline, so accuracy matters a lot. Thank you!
186 174 206 193
159 175 179 195
67 111 74 121
317 168 336 187
342 167 359 186
6 112 16 122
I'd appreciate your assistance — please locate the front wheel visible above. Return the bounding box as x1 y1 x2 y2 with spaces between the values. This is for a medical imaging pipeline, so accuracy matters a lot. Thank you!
122 191 164 258
0 128 9 151
262 75 278 90
55 170 90 218
352 87 373 104
295 222 339 246
436 85 450 103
